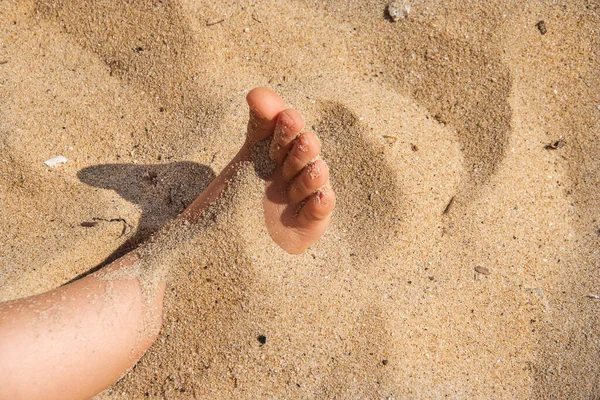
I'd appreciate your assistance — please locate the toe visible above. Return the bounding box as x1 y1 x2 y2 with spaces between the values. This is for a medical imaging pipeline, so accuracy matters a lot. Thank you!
246 87 287 144
288 159 329 204
281 132 321 181
269 109 305 165
297 187 336 224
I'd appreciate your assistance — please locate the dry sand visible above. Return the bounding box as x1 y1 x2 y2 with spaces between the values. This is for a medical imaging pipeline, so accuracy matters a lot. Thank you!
1 0 600 398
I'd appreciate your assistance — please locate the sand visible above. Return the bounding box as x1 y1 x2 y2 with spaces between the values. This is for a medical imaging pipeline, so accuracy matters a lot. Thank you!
1 0 599 398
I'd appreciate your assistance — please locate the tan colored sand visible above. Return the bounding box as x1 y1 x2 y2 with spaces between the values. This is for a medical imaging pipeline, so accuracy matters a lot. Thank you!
1 0 599 398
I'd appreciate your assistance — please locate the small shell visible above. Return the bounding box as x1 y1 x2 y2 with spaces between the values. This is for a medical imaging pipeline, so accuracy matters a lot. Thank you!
44 155 68 167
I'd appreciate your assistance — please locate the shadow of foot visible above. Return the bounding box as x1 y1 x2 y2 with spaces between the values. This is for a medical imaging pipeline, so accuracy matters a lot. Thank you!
315 101 404 259
76 161 215 274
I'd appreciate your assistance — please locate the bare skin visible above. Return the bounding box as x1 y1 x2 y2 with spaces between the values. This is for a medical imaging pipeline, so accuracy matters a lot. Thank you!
0 87 335 400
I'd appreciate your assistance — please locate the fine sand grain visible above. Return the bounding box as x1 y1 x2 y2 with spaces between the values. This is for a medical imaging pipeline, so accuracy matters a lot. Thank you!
1 0 599 398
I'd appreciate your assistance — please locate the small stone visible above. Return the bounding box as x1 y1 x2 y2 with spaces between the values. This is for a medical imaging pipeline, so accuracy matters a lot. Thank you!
387 2 410 22
474 266 490 275
257 334 267 345
536 20 547 35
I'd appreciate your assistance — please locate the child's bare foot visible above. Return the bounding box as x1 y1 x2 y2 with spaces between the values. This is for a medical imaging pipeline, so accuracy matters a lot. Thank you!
182 87 335 254
247 88 335 254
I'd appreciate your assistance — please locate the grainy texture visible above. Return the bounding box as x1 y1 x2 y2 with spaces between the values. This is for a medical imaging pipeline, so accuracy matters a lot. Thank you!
0 0 599 398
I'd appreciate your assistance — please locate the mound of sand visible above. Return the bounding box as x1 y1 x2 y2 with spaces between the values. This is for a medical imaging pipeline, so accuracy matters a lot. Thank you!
1 0 599 398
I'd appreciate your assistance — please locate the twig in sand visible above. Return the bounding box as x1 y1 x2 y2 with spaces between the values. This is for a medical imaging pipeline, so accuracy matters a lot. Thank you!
91 217 132 237
442 196 455 215
585 294 600 300
206 19 225 27
544 139 565 150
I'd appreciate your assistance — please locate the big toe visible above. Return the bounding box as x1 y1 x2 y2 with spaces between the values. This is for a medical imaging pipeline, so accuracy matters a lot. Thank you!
246 87 287 144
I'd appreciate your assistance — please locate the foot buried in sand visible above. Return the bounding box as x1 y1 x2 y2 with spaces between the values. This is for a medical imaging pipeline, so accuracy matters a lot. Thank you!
114 86 336 304
183 86 336 254
0 87 335 400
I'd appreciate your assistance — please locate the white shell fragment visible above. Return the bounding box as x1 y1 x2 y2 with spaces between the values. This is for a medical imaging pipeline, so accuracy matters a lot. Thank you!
387 1 410 22
44 155 68 167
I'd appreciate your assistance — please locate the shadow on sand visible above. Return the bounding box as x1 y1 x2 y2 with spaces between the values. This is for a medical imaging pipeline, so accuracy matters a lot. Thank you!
67 161 215 282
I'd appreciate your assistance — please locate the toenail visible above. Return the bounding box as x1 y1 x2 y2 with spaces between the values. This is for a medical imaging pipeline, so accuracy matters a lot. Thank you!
297 134 309 152
307 162 320 179
279 111 296 129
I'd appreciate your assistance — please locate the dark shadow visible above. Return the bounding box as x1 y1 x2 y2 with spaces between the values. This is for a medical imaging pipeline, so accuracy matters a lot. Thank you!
70 161 215 281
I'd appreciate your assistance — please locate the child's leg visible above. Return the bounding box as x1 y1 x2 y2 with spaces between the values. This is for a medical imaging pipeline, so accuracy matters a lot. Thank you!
0 87 335 399
0 252 164 400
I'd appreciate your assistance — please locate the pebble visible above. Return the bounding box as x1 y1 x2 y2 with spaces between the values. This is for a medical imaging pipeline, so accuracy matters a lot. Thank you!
536 20 547 35
44 155 68 167
474 266 490 275
387 2 410 22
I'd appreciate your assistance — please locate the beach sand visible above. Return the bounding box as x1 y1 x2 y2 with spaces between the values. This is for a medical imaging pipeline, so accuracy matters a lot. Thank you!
1 0 599 398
